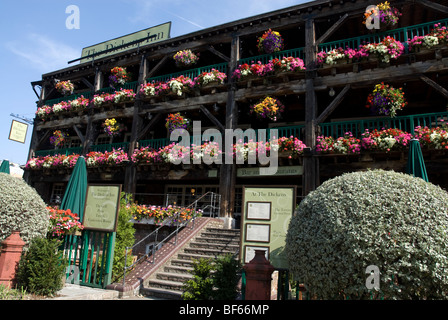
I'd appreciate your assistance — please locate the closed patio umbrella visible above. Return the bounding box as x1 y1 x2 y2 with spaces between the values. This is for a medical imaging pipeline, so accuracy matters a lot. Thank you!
0 160 10 174
60 156 87 219
406 139 429 182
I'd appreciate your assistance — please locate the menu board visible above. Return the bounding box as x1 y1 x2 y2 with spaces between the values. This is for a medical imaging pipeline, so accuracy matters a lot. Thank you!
82 185 121 232
240 186 296 269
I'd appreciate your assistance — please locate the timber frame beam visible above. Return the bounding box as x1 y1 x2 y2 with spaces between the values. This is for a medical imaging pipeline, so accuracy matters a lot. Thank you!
420 75 448 100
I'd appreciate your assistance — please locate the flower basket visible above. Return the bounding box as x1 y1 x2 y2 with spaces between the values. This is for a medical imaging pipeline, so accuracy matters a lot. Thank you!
50 130 68 148
173 49 199 68
55 80 75 96
102 118 126 137
366 83 407 117
109 66 130 88
165 113 191 133
363 2 402 30
250 96 285 122
257 29 284 54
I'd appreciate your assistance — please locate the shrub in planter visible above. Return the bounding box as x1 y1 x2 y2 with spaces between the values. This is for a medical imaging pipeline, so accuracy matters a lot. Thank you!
0 173 49 247
286 169 448 299
15 237 67 297
212 254 242 300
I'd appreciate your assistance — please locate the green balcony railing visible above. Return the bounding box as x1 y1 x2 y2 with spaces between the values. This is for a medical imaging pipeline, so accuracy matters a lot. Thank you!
139 138 171 149
44 92 93 107
34 147 83 157
238 47 305 65
96 81 139 95
318 18 448 53
147 62 228 84
90 142 130 153
319 111 448 138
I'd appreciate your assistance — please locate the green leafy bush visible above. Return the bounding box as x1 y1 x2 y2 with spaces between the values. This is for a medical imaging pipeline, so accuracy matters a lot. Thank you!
213 254 242 300
0 173 49 247
111 193 136 283
182 254 241 300
182 258 215 300
286 169 448 300
15 237 67 297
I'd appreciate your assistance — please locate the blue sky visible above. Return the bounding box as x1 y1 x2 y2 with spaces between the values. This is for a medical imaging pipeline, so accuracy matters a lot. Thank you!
0 0 306 165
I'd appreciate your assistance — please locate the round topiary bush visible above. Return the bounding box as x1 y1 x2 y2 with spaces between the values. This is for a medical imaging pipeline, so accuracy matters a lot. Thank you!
286 169 448 300
0 173 49 246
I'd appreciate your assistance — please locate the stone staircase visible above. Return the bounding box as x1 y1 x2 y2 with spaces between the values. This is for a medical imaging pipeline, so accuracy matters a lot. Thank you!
140 226 241 299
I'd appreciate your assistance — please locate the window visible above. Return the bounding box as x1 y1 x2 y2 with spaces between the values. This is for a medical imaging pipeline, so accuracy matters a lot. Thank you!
95 134 113 145
50 183 65 205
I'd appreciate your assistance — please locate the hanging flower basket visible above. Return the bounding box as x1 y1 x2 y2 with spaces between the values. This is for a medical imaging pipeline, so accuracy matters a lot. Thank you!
250 96 285 122
173 49 199 68
109 67 130 87
362 2 402 29
366 82 407 117
257 29 284 54
55 80 75 96
165 113 191 133
102 118 126 136
50 130 68 148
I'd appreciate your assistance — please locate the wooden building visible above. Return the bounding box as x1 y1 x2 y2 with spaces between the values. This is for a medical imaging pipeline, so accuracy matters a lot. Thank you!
25 0 448 228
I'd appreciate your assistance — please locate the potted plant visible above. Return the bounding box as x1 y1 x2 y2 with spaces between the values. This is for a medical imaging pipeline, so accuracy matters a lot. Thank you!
363 2 402 29
366 82 407 117
50 130 68 148
102 118 125 136
250 96 285 122
55 80 75 96
257 29 284 54
173 49 199 68
109 66 130 87
165 113 191 133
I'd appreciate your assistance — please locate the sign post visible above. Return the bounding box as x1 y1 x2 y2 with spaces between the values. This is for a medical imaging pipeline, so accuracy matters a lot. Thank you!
80 184 121 287
240 186 296 269
8 120 28 144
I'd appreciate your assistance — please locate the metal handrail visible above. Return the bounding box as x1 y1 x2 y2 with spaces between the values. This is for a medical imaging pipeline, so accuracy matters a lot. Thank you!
121 191 218 286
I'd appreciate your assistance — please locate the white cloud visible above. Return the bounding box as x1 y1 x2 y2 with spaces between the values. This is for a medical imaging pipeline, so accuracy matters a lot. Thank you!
5 33 79 73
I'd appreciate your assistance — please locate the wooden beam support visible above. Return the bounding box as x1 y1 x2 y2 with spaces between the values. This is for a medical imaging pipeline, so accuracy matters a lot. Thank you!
136 113 163 141
420 75 448 100
316 84 351 124
199 105 225 132
147 56 169 79
207 45 230 62
72 125 86 143
414 0 448 14
81 77 94 91
315 13 348 45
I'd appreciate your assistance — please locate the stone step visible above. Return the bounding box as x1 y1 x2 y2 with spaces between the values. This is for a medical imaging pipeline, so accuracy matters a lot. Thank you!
195 236 240 245
200 231 241 240
164 265 193 275
140 286 183 300
157 271 193 283
146 278 184 292
189 241 240 251
170 258 196 268
183 246 236 257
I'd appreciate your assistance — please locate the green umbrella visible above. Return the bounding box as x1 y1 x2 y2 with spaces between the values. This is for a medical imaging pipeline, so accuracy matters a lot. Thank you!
60 156 88 219
406 139 429 182
0 160 10 174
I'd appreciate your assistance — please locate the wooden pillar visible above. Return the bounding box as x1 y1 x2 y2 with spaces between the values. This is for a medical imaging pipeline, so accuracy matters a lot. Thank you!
82 68 104 155
303 18 319 196
219 34 239 227
124 55 148 195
